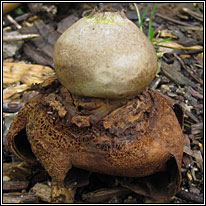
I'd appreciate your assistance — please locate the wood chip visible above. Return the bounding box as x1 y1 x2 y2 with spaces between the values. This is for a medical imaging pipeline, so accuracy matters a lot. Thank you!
176 189 203 203
31 182 52 203
161 62 196 88
23 43 54 67
191 122 203 132
184 110 200 123
3 62 54 87
3 84 29 102
174 54 203 85
82 187 130 203
57 14 79 33
3 192 38 203
3 181 29 192
21 19 60 67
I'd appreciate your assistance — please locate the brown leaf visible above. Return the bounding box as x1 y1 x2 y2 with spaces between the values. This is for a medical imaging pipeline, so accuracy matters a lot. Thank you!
192 150 203 171
160 30 178 39
153 38 203 50
183 146 203 171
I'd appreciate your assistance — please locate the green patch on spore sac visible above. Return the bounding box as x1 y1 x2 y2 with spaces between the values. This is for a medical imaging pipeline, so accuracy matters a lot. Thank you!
85 12 125 24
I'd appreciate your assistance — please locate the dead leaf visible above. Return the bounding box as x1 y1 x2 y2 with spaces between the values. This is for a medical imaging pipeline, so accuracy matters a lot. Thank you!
153 38 203 50
192 150 203 171
160 30 178 39
180 54 191 59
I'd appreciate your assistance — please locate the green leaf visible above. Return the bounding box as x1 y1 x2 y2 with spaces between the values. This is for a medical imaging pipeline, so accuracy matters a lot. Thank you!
14 8 24 15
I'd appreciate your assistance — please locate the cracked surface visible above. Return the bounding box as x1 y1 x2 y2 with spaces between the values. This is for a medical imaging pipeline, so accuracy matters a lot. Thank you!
6 76 183 199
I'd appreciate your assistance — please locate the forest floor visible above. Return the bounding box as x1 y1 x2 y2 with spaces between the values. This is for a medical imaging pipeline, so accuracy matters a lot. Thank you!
2 2 204 204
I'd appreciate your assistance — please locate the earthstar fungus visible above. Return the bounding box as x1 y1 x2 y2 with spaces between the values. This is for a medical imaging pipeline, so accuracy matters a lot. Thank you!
6 10 183 203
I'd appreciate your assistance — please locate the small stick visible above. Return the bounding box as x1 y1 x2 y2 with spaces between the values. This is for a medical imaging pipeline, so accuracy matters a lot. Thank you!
15 13 31 22
6 14 22 30
184 110 200 123
182 7 203 22
188 86 203 99
174 53 203 85
153 24 164 36
3 33 40 42
156 13 200 28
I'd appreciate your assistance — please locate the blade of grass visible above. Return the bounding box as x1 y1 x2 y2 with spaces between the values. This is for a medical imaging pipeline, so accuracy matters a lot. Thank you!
134 3 142 31
150 3 158 23
184 123 191 128
148 3 158 42
148 22 154 42
153 37 172 45
134 3 149 32
140 5 149 30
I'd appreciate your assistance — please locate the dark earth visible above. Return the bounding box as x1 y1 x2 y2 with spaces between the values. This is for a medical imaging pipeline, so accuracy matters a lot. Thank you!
2 2 204 204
